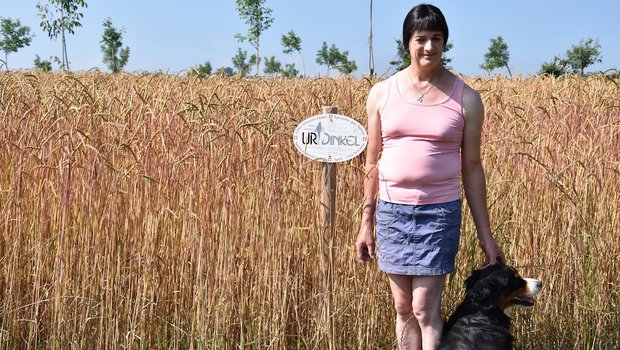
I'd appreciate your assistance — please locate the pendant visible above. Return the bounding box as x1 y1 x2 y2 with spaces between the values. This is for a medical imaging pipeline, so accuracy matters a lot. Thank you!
416 94 424 102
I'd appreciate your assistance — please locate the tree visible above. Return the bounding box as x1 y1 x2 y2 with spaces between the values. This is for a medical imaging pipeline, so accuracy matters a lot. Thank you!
263 55 281 76
36 0 88 70
100 18 129 73
390 39 453 72
539 56 568 77
565 37 602 75
281 30 304 76
0 18 34 70
282 63 298 78
389 40 409 71
234 0 273 75
480 36 511 77
338 58 357 75
232 48 251 77
248 54 259 74
34 54 53 71
189 61 212 78
315 42 357 76
442 42 454 67
216 67 235 77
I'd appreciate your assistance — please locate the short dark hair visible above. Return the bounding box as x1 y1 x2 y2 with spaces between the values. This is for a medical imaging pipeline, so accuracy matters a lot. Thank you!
402 4 449 52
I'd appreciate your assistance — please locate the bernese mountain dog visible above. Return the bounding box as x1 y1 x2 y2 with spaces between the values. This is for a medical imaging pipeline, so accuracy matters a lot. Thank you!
439 264 542 350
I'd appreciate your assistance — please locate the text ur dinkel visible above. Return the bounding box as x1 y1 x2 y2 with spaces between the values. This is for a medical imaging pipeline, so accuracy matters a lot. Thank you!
301 132 363 146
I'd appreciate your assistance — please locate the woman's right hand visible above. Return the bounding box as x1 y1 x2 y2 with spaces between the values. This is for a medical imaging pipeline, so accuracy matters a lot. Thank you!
355 223 375 262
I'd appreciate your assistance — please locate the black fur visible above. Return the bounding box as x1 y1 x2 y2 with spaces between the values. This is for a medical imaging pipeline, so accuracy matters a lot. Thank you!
439 264 535 350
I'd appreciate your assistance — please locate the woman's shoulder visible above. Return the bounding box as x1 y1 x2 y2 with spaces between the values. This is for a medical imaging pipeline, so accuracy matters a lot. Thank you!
369 75 393 95
447 72 477 100
461 81 482 107
366 75 393 111
461 81 484 121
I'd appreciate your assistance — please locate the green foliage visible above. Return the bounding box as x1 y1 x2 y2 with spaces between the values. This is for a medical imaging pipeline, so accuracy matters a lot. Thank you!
248 53 259 73
315 42 357 76
281 30 301 54
281 63 298 78
338 58 357 75
281 30 304 76
390 39 453 72
389 39 409 71
215 66 235 76
263 55 281 76
260 56 297 78
100 18 129 73
36 0 87 70
189 61 212 78
36 0 87 36
234 0 273 75
538 38 603 77
33 54 53 71
442 42 454 66
232 48 250 77
481 36 511 77
0 17 33 70
565 37 602 75
539 56 569 77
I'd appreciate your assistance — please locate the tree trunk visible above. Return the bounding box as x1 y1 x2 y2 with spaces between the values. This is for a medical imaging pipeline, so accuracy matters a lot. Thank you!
256 44 260 76
113 46 117 73
63 33 68 70
61 8 68 70
298 51 306 77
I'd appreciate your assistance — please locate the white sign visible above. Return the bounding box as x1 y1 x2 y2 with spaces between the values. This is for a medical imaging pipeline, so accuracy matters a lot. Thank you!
292 114 368 163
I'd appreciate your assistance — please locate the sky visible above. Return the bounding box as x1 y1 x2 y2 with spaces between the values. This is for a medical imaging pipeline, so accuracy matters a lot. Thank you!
1 0 619 77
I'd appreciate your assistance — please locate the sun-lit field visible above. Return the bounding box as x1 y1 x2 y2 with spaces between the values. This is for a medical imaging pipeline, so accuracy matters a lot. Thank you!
0 72 619 349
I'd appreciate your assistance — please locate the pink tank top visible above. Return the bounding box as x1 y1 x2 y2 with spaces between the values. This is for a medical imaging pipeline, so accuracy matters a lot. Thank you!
378 73 465 205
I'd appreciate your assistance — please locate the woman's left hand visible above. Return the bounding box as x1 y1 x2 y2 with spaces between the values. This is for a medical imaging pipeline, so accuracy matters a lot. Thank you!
479 238 506 266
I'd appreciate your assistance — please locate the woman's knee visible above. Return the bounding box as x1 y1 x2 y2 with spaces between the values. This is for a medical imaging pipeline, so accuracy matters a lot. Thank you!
393 295 414 318
411 294 441 325
411 276 445 324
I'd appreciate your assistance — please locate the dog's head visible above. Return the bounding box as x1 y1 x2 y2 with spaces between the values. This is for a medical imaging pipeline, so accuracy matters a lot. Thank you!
464 264 542 317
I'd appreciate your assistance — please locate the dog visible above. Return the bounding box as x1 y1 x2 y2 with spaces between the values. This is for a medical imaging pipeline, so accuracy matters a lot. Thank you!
439 264 542 350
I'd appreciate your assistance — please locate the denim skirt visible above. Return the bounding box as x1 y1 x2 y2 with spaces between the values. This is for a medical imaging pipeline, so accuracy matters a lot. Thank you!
375 199 461 276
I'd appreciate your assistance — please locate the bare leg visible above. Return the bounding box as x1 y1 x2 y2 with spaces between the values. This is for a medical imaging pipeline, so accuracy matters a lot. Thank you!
388 274 421 350
388 274 446 350
411 275 445 350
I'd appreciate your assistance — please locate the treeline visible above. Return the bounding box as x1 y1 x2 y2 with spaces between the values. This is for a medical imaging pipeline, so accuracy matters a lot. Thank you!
0 0 615 77
1 0 129 73
478 35 606 77
190 0 357 78
190 1 613 78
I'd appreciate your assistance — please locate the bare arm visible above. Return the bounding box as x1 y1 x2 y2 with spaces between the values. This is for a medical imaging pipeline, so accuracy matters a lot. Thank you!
461 85 506 266
355 80 386 262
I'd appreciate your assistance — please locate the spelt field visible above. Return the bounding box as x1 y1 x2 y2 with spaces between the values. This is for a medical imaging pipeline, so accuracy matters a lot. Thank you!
0 71 619 349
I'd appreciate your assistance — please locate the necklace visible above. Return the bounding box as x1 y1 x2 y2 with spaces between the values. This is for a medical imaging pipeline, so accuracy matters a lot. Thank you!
406 68 442 103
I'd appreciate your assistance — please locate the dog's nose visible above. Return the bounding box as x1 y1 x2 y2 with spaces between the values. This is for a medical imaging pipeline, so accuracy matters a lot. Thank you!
524 278 542 292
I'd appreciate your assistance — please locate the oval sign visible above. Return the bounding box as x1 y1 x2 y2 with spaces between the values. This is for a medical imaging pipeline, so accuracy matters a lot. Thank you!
292 114 368 163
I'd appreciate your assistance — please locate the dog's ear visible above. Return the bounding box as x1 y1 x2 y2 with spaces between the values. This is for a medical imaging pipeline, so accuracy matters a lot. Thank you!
465 269 485 291
467 279 499 309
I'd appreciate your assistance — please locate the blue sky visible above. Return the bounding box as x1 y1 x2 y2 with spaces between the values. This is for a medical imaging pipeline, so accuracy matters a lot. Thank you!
1 0 619 77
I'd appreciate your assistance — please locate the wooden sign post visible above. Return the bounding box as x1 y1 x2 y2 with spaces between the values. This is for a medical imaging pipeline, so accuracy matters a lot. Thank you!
320 106 337 349
292 106 368 349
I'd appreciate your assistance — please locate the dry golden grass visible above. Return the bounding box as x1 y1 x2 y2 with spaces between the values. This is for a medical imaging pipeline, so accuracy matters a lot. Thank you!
0 72 618 349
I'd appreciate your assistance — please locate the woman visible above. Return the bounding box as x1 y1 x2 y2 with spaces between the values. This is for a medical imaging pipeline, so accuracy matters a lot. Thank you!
355 4 506 350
